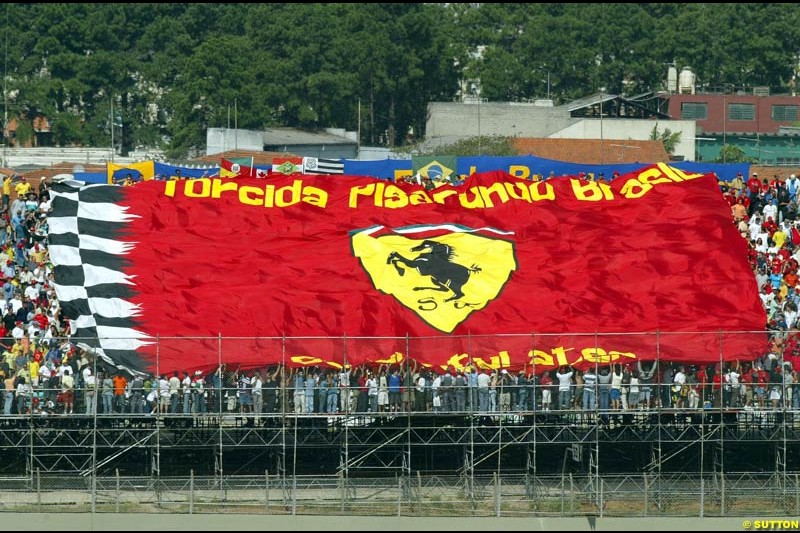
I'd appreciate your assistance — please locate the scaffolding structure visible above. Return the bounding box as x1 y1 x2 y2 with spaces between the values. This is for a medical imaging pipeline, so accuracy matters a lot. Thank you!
3 332 797 516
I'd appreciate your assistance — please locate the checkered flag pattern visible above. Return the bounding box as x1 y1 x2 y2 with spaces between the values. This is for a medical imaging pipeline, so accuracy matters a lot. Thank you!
49 180 149 372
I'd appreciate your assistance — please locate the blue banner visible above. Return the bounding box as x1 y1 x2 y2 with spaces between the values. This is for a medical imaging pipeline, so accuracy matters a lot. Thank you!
346 155 748 183
343 159 411 180
154 162 219 180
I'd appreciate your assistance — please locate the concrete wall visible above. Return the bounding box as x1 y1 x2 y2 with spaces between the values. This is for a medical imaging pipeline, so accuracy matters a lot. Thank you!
425 102 696 161
269 144 357 160
357 146 409 161
207 127 264 155
0 147 161 168
548 119 697 161
426 102 575 141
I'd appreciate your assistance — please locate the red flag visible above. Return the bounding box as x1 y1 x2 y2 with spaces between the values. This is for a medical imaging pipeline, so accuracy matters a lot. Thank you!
271 157 302 175
52 164 767 374
792 226 800 246
220 158 254 178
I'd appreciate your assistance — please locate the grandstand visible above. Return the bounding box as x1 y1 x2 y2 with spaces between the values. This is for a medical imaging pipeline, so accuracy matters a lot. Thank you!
0 160 797 518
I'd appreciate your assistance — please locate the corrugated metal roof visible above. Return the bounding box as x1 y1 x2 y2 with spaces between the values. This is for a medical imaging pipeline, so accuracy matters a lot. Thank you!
189 150 297 166
262 128 356 146
559 92 619 112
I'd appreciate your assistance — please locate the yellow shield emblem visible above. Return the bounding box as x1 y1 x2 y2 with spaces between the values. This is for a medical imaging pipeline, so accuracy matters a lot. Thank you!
351 225 517 333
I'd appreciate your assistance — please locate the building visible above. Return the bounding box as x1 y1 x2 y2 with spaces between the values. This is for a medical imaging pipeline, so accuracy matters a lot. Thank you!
667 91 800 165
207 127 358 160
425 93 696 161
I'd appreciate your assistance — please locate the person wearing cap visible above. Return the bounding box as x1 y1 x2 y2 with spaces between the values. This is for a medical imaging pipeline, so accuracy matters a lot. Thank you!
10 320 24 341
13 176 30 198
23 280 39 302
497 369 512 413
747 172 761 197
730 172 745 195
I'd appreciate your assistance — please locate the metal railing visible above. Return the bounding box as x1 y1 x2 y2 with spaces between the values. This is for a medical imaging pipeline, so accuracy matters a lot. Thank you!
0 472 796 517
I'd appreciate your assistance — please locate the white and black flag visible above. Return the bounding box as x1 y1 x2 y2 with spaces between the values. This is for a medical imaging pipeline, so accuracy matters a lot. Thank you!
48 181 149 372
302 157 344 175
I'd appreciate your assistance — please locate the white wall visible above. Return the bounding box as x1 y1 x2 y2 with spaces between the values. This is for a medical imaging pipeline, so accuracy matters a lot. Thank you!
426 103 696 161
426 102 574 141
547 119 697 161
206 127 264 155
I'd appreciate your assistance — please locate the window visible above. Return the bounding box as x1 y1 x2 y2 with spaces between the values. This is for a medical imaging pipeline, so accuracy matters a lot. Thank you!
680 102 707 120
729 103 755 121
772 105 798 122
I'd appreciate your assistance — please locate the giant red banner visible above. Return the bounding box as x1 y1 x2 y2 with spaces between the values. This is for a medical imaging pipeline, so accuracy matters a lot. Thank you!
50 163 767 374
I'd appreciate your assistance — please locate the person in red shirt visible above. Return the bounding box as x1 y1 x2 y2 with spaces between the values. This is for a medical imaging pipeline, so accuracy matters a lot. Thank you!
738 193 751 210
784 269 799 288
763 217 778 236
771 256 784 275
747 174 761 194
723 187 737 207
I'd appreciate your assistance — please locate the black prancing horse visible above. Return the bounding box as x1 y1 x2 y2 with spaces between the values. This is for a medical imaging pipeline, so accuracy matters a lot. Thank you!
387 240 481 302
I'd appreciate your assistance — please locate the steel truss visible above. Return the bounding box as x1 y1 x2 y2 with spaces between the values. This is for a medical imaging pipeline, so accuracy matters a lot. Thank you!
0 408 797 481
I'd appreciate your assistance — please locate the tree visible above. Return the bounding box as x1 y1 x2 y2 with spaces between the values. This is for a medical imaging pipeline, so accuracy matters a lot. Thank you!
649 124 682 155
714 144 758 163
402 136 516 157
4 4 800 156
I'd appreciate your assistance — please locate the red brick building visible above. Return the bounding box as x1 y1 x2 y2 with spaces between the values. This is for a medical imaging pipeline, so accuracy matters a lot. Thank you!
667 93 800 135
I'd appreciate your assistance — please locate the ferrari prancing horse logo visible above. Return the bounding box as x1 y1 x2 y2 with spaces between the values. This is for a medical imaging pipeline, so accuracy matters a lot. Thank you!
351 225 518 333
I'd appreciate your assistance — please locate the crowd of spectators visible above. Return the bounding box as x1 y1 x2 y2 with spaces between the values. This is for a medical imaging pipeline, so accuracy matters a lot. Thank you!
0 169 795 425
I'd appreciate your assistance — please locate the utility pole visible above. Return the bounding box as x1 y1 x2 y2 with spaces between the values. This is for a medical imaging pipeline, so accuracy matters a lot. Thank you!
234 98 238 151
3 4 8 168
357 98 361 157
110 96 114 163
599 90 604 166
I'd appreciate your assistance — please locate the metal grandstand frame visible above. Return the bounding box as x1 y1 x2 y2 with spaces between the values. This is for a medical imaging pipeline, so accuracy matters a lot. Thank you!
1 332 798 516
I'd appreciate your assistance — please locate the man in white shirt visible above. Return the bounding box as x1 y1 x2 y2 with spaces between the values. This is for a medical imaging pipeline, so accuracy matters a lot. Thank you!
252 371 264 418
555 366 574 410
168 372 181 413
476 369 490 413
23 281 39 302
672 365 686 408
84 368 97 415
10 320 24 341
181 372 192 414
7 295 22 314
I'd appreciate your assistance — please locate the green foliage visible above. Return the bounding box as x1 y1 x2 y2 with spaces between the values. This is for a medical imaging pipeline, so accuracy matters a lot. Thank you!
50 112 83 146
714 144 759 163
3 4 800 157
14 120 34 147
404 136 517 157
649 124 682 155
